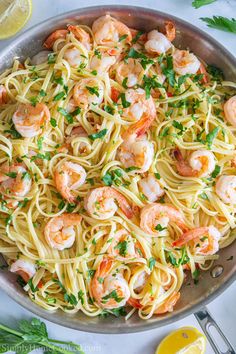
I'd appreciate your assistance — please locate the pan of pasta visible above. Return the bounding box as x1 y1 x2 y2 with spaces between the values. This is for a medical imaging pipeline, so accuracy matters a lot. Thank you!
0 6 235 333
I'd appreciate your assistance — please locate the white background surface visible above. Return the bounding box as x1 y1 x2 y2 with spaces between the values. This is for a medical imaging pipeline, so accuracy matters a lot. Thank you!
0 1 236 353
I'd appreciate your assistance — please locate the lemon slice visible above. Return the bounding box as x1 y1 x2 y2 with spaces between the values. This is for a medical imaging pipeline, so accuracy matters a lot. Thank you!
0 0 32 39
156 326 206 354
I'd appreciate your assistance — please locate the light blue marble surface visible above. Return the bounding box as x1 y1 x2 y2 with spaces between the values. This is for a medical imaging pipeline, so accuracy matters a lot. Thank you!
0 1 235 353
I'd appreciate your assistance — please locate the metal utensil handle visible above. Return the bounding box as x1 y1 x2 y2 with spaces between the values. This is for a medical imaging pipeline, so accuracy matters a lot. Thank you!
195 307 235 354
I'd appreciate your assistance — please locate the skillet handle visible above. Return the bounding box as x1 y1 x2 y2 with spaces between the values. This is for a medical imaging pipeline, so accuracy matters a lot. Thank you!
194 307 235 354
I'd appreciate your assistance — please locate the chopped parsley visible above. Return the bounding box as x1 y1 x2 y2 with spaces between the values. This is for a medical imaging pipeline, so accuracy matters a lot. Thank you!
27 278 39 293
119 92 131 108
119 34 128 42
104 105 115 115
168 247 190 267
114 240 128 257
148 257 156 271
160 55 175 87
50 117 57 127
88 128 107 141
211 165 221 178
102 290 124 304
154 224 166 232
57 107 73 124
86 86 99 97
53 91 65 101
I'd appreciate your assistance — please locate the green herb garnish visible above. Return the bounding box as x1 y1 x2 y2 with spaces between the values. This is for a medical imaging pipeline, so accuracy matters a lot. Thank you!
88 128 107 141
0 317 84 354
201 16 236 33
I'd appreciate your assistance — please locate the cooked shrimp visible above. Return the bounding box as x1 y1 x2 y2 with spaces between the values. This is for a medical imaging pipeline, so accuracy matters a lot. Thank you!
31 51 52 65
145 30 172 54
215 175 236 204
116 59 143 88
138 174 165 202
173 148 215 178
173 49 200 75
44 29 68 49
133 270 149 292
0 163 32 199
92 15 132 45
64 47 84 68
120 88 156 123
164 21 176 42
44 213 82 250
67 25 91 50
108 229 143 261
73 78 104 108
118 102 156 174
84 186 133 220
13 103 50 138
173 226 221 255
0 85 8 105
140 203 188 236
154 291 180 314
90 52 116 74
224 95 236 127
118 134 154 173
54 161 86 203
91 257 130 309
10 259 36 283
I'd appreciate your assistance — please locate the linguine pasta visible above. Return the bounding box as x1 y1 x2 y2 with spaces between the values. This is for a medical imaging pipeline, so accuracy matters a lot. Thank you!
0 15 235 319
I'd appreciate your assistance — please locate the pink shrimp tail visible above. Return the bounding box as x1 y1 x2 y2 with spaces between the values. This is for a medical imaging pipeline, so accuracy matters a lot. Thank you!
127 297 143 309
198 63 209 84
164 21 176 42
128 115 155 138
98 257 113 277
173 226 209 247
44 29 68 49
173 148 198 177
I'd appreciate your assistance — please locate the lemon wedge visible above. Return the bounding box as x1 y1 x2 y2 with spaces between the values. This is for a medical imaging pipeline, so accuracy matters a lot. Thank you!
0 0 32 39
156 326 206 354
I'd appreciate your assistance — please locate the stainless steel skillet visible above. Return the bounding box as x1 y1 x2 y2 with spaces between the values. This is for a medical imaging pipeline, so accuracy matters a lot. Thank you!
0 5 235 352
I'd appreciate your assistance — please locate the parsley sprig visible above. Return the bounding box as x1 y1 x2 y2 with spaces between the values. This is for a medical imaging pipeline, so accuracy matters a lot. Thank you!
201 16 236 33
0 317 84 354
192 0 217 9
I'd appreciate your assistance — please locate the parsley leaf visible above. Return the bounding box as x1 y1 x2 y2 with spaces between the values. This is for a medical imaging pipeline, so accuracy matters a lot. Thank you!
126 48 154 69
206 126 220 148
114 240 128 257
57 107 73 124
119 92 131 108
102 290 124 304
192 0 217 9
53 91 65 101
161 55 175 87
50 117 57 127
85 86 99 97
88 128 107 141
148 257 156 271
211 165 221 178
104 105 115 115
119 34 128 42
201 16 236 33
154 224 166 231
27 278 39 293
